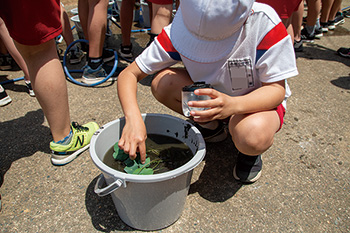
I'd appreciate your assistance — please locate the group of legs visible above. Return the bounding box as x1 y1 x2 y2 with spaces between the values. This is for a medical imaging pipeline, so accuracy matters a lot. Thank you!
0 0 99 166
63 0 176 83
294 1 349 57
119 0 177 58
0 17 34 107
0 0 180 165
259 0 347 53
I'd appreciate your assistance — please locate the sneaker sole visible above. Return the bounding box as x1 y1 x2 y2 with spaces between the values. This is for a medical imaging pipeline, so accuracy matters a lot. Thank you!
51 144 90 166
334 19 345 26
103 56 115 63
0 96 12 106
302 39 314 43
82 76 117 84
233 165 262 183
70 59 83 65
118 51 133 59
315 33 323 38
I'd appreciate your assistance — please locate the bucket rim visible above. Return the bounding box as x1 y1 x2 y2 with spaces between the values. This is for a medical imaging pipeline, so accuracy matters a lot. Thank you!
90 113 206 183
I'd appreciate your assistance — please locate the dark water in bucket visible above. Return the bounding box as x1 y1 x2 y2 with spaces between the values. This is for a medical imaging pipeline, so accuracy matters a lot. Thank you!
103 134 194 174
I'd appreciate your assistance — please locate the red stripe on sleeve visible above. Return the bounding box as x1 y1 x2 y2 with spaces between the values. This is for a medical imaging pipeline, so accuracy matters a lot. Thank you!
156 29 177 53
257 22 288 50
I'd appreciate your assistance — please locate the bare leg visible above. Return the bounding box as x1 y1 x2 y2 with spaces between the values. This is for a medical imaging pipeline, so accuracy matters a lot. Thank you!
320 0 334 23
0 18 30 80
150 3 172 34
152 68 281 157
60 4 75 46
229 110 280 156
328 0 342 20
120 0 136 47
292 1 304 41
151 68 193 114
305 0 321 27
282 17 294 41
14 39 71 142
79 0 108 57
0 36 6 54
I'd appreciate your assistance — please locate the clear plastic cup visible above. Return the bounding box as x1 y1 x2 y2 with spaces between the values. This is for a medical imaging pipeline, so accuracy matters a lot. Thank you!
182 82 212 117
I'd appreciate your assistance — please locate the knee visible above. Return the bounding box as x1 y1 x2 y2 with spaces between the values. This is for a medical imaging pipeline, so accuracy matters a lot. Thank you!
151 69 176 102
230 118 274 155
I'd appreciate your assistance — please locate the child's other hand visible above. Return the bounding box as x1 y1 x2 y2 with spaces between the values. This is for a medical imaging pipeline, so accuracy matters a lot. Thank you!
188 88 234 122
118 118 147 164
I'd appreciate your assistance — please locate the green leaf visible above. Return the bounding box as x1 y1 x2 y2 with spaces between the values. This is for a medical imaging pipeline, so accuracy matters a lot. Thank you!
113 143 129 161
114 142 119 152
124 158 135 167
139 157 151 168
124 160 138 173
133 167 154 175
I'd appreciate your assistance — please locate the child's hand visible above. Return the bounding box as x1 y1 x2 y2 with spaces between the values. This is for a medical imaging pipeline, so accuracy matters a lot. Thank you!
188 88 234 122
118 117 147 164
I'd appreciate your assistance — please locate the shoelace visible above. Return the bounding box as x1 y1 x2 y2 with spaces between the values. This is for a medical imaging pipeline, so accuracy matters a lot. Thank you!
72 122 89 132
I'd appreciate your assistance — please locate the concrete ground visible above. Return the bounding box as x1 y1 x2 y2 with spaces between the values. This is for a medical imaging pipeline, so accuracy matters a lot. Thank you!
1 1 350 232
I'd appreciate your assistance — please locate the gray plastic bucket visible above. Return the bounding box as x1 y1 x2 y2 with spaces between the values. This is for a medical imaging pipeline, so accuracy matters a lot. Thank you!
90 113 206 230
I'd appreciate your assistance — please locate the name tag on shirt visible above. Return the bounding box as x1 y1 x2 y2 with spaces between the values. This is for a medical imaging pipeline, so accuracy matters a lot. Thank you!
228 58 254 91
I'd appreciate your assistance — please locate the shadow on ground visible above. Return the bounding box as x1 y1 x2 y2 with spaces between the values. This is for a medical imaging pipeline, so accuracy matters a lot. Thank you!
330 76 350 90
0 75 29 95
0 110 51 186
189 138 243 202
296 43 350 67
85 176 134 232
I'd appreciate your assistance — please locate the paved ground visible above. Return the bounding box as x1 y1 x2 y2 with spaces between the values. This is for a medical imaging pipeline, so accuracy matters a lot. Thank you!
1 1 350 232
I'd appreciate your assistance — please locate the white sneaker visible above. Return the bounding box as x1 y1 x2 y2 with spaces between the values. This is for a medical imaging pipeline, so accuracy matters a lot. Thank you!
0 85 12 107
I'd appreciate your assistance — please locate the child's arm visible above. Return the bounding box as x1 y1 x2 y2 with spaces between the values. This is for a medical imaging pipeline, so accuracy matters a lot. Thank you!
117 62 149 163
188 80 286 122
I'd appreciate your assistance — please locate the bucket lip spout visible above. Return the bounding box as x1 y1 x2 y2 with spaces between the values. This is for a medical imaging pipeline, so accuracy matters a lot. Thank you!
90 113 206 183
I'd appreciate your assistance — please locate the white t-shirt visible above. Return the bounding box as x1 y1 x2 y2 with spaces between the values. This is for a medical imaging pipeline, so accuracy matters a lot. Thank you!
136 2 298 108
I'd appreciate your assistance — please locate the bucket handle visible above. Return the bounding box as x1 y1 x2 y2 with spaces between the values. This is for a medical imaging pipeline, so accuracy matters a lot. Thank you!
94 174 123 197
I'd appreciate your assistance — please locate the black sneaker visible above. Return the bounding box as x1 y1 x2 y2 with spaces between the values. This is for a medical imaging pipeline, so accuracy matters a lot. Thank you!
0 85 12 107
328 20 336 30
118 44 133 59
233 153 262 183
24 80 35 97
314 26 323 38
334 12 345 26
301 28 315 42
0 54 12 71
190 120 228 143
294 39 303 52
337 47 350 58
102 48 115 63
69 48 84 65
320 22 329 32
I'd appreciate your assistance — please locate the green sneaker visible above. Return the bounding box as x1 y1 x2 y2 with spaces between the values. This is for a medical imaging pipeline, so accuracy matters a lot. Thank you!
50 121 99 165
